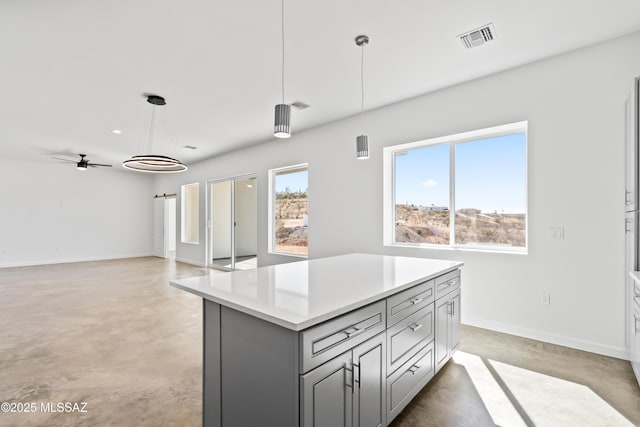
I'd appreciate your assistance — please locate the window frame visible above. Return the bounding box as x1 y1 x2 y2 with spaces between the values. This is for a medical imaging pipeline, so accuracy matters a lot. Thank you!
268 163 309 258
383 121 528 254
180 182 200 245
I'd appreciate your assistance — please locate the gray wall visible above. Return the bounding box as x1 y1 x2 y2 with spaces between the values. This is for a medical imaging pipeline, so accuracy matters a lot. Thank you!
155 31 640 358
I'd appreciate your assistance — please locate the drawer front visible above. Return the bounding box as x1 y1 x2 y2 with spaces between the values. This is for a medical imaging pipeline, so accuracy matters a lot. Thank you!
386 280 435 327
387 341 434 423
435 269 461 299
301 301 385 373
387 304 434 375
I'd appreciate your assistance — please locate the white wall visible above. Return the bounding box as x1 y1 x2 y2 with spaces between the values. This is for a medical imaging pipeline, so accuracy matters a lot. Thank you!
211 180 232 259
235 178 257 257
155 31 640 358
0 158 154 267
167 198 176 252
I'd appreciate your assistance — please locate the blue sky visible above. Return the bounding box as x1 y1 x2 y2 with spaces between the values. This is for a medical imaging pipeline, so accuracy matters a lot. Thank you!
395 132 526 213
275 170 308 193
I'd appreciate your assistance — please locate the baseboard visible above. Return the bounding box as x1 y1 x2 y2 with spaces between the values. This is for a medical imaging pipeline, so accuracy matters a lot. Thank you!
0 253 154 269
464 316 629 360
175 257 206 267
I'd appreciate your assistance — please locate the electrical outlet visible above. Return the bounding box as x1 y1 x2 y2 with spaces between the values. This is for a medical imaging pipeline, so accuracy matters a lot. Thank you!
541 294 551 305
549 227 565 240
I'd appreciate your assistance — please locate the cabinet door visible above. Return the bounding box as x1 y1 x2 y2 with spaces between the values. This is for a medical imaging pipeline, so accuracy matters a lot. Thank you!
301 352 353 427
434 295 450 373
450 289 461 354
352 333 386 427
633 305 640 385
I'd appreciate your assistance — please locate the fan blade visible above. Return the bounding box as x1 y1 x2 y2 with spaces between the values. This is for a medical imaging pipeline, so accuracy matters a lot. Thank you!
52 157 76 163
88 163 113 167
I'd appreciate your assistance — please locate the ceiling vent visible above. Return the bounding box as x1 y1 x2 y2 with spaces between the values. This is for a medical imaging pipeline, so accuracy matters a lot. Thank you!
458 23 495 49
290 100 310 110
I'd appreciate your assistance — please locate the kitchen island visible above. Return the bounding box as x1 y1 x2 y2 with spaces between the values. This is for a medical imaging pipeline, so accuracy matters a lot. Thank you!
170 253 463 427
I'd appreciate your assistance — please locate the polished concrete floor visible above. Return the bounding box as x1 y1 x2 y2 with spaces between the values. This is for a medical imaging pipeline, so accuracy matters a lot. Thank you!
1 257 639 426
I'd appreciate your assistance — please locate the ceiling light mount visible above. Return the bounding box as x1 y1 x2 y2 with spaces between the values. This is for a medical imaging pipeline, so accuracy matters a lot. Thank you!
355 35 369 47
146 95 166 106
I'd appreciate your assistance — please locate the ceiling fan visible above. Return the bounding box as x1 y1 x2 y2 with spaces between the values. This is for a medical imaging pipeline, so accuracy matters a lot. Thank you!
53 154 112 171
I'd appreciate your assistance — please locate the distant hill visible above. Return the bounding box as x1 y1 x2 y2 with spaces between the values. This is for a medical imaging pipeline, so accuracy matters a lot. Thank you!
395 204 525 247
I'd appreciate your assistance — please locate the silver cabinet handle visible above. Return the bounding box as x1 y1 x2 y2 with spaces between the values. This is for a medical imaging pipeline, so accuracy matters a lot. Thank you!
451 300 455 316
344 326 365 338
626 190 633 206
409 323 423 332
408 364 421 375
344 364 354 393
353 363 360 388
410 297 424 305
447 302 452 315
626 218 634 233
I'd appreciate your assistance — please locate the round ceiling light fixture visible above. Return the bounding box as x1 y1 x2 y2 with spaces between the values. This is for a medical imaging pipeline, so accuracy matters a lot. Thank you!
123 95 187 173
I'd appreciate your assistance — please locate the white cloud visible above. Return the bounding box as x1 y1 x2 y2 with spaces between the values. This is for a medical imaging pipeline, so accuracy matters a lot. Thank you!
422 179 438 188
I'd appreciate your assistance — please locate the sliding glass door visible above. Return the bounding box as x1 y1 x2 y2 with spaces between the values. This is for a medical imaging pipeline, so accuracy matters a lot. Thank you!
208 175 257 271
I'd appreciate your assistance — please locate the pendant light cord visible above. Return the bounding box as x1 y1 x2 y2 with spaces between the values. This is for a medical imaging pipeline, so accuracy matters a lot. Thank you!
361 43 364 116
281 0 285 104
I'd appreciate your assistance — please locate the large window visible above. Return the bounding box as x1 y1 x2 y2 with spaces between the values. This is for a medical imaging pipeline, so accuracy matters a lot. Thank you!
269 164 308 257
181 183 200 244
385 122 527 252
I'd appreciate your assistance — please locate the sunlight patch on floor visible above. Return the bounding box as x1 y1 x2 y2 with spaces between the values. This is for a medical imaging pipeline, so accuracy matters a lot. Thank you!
452 351 527 427
453 351 635 427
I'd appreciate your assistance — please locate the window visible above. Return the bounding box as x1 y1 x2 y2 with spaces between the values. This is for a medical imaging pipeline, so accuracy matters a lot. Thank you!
269 164 308 257
181 183 199 244
384 121 527 252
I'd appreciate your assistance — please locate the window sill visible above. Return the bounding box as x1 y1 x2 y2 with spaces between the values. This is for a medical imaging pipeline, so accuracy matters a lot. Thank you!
385 242 527 255
269 251 308 259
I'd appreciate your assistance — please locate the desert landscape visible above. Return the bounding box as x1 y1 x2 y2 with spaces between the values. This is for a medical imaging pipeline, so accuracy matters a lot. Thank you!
274 190 308 255
395 204 525 247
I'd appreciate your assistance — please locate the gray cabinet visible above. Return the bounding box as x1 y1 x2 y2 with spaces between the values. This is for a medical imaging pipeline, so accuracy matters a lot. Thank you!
200 267 462 427
435 287 461 373
631 277 640 385
301 332 386 427
301 352 352 427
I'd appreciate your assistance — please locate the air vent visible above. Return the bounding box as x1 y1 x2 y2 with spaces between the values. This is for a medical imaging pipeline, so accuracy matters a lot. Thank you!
183 145 198 150
290 100 310 110
458 23 495 49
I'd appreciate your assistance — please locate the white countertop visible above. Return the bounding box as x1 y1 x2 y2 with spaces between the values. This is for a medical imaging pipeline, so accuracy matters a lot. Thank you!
170 253 463 331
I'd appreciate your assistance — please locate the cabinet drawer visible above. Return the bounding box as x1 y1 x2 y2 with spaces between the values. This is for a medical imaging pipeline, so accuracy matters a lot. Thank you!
387 341 434 423
301 301 385 373
387 304 434 375
386 280 434 327
435 270 460 299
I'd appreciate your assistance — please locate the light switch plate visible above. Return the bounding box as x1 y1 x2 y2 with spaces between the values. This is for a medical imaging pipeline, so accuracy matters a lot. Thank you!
549 227 565 240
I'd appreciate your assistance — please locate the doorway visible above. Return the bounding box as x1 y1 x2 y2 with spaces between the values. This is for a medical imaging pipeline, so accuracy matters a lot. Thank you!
208 175 257 270
153 195 177 259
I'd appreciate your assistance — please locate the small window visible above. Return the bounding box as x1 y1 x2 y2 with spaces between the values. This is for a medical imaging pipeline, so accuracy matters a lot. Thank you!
181 183 199 244
269 164 308 257
385 121 527 253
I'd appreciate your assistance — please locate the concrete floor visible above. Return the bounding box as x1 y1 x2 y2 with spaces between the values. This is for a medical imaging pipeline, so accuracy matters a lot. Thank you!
1 257 639 426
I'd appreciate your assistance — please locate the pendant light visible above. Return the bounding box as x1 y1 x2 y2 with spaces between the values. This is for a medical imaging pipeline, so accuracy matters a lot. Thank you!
355 35 370 160
274 0 291 138
123 95 188 173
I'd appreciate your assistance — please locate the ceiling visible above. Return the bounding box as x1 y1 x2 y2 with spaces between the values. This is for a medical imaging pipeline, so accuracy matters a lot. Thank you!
2 0 640 169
